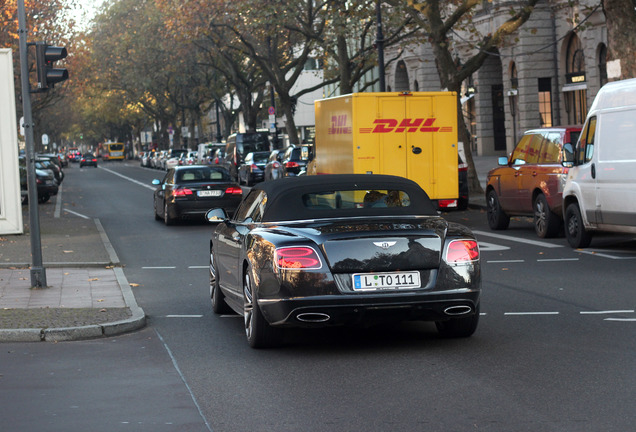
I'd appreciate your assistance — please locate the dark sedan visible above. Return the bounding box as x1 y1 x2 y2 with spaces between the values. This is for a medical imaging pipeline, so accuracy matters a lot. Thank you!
237 151 270 186
153 166 242 225
79 153 98 168
207 174 481 348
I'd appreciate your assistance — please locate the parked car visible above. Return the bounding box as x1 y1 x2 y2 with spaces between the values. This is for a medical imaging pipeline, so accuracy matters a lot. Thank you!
79 153 98 168
35 157 64 184
57 153 68 167
280 144 312 177
237 151 270 186
485 126 582 238
562 78 636 248
263 149 283 181
206 174 481 348
152 165 242 225
222 132 270 181
19 157 58 204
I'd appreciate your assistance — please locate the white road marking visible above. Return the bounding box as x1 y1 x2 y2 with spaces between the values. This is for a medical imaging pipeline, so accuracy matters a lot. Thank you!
477 241 510 252
580 310 635 315
486 259 525 263
473 230 563 248
63 208 91 219
604 318 636 322
100 166 156 191
576 249 636 260
504 312 560 316
536 258 580 262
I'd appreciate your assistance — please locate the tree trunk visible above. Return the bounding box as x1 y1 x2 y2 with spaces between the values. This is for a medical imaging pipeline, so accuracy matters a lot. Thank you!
602 0 636 80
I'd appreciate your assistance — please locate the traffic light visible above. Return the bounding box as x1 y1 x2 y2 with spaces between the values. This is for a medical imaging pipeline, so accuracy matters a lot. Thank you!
35 42 68 91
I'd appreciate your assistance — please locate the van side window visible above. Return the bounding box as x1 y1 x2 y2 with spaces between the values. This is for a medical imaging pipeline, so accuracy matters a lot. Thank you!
578 116 596 164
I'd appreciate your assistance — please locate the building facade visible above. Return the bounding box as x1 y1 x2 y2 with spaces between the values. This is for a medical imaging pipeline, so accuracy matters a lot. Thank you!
384 0 608 156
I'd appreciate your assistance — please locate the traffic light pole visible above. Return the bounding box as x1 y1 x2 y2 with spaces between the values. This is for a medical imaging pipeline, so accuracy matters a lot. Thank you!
18 0 47 288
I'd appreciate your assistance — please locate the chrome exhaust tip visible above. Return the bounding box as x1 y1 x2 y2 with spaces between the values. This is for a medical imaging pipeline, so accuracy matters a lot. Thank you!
444 305 472 316
296 312 331 323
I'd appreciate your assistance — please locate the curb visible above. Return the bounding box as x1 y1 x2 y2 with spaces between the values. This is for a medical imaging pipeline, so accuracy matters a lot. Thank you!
0 218 146 342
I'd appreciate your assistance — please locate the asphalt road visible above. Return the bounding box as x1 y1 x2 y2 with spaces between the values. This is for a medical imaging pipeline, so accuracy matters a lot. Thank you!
2 160 635 432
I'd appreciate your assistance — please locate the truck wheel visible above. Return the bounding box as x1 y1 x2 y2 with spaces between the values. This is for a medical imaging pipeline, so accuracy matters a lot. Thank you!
564 202 592 248
534 194 561 238
486 189 509 230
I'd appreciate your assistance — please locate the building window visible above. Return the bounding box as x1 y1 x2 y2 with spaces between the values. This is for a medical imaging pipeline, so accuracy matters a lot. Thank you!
565 34 587 125
538 78 552 127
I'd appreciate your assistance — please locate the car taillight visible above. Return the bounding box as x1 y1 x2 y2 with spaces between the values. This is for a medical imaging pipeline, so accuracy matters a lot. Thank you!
445 240 479 263
274 246 322 269
273 162 280 169
173 187 193 197
250 163 258 172
92 158 97 162
225 186 242 195
438 199 458 208
285 161 299 168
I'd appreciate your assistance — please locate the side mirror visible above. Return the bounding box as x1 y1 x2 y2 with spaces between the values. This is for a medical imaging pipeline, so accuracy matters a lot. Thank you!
497 156 508 166
206 208 229 223
152 179 161 186
562 143 575 165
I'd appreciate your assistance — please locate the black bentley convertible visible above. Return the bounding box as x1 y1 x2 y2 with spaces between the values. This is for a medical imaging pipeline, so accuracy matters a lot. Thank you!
207 174 481 348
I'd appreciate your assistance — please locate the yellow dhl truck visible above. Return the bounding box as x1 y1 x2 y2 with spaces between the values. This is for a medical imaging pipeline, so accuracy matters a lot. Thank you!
312 92 460 208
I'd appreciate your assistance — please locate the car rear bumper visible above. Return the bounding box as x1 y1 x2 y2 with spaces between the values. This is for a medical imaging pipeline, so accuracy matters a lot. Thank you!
259 290 481 328
172 199 240 219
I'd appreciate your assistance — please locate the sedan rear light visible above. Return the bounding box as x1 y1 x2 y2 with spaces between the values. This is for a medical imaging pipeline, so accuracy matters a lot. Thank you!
225 186 242 195
250 163 258 172
173 187 193 197
445 240 479 263
285 161 299 168
274 246 322 270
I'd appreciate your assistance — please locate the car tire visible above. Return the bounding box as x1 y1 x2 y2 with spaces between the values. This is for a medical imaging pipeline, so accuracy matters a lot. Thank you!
164 202 174 226
435 304 480 338
243 268 283 348
210 249 232 314
38 192 50 204
564 202 592 248
153 200 161 221
533 194 561 238
486 189 510 230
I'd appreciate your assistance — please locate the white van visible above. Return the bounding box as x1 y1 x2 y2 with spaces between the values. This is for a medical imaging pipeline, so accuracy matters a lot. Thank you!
562 78 636 248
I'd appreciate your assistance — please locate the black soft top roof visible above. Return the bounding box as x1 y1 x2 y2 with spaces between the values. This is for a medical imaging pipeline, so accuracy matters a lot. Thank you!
253 174 436 222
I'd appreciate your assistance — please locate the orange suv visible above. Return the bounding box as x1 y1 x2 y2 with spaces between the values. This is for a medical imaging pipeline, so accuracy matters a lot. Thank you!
485 126 582 238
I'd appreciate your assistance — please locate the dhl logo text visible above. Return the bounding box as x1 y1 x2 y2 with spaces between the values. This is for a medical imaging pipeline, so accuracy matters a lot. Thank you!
328 115 352 135
360 118 453 134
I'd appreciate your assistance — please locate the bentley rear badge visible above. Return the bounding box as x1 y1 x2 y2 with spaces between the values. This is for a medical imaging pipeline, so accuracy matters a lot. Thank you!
373 241 397 249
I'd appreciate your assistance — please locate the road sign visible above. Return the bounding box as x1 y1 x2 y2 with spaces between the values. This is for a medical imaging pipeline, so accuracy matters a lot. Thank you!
268 106 275 115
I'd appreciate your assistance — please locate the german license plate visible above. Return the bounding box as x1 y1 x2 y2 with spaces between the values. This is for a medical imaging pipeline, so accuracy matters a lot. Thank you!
352 271 420 291
198 190 222 197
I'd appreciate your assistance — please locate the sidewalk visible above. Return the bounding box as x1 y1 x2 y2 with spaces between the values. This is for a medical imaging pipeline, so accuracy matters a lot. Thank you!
0 200 145 342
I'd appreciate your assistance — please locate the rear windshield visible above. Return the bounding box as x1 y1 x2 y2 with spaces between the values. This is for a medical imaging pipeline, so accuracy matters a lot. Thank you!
302 189 411 210
240 134 270 153
177 168 231 182
253 153 269 163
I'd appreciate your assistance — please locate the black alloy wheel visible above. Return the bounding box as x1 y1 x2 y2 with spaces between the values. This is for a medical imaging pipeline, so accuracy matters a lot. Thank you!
243 268 283 348
486 189 510 230
210 249 232 314
164 202 174 226
564 202 592 248
533 193 561 238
